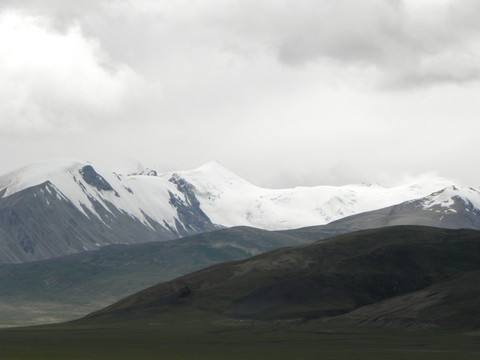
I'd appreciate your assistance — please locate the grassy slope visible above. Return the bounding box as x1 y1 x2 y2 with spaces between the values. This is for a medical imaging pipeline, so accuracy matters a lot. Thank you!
0 226 311 325
87 226 480 329
1 226 480 359
339 270 480 328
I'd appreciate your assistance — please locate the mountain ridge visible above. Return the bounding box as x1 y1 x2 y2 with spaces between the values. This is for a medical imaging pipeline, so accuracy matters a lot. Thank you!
0 159 218 263
0 157 478 264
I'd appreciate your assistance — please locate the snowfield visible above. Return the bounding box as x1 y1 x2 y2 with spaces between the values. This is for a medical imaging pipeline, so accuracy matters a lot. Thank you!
163 161 455 229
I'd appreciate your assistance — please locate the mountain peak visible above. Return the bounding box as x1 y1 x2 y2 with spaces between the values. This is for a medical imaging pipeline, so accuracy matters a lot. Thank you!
420 185 480 212
0 158 89 197
4 157 88 175
194 160 226 172
192 161 245 181
166 161 251 190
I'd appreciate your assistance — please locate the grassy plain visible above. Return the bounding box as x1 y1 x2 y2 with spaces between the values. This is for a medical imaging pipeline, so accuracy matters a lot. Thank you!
1 312 480 360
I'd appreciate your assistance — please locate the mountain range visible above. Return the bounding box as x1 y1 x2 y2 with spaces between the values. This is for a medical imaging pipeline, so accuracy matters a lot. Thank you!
1 159 480 356
4 179 480 325
2 158 478 264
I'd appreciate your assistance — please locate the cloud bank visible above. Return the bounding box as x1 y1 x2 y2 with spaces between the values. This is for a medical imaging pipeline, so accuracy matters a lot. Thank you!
0 10 143 133
0 1 479 188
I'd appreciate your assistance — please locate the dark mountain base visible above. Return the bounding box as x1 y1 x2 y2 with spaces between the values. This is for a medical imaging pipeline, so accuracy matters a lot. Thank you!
338 270 480 329
84 226 480 330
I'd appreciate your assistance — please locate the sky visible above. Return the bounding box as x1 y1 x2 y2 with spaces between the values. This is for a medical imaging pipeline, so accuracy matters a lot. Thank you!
0 0 479 188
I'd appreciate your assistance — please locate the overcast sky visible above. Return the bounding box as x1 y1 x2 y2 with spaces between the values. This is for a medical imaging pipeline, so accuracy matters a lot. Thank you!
0 0 479 187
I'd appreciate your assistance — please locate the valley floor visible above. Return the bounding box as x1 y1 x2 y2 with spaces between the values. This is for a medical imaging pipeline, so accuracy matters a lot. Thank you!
0 315 479 360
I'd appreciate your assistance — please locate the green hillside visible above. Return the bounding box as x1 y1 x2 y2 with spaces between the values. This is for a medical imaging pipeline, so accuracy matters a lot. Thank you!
2 226 480 359
0 226 311 326
86 226 480 329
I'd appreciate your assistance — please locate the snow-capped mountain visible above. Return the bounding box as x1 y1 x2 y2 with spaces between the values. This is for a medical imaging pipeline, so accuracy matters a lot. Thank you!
0 158 475 264
163 161 454 230
0 159 217 263
1 159 188 227
307 185 480 236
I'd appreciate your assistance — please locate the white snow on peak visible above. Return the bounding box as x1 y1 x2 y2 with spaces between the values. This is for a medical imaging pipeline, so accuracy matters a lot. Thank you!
0 158 184 228
0 159 465 231
127 168 158 177
167 161 250 187
195 160 228 172
0 158 88 197
160 161 252 201
421 185 480 212
161 165 455 230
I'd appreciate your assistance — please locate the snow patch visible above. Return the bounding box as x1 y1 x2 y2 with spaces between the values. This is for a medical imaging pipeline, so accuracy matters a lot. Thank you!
422 186 480 212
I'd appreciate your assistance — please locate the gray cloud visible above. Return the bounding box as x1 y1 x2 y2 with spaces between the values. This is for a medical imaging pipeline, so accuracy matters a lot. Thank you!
1 0 480 188
4 0 480 88
195 0 480 88
0 9 151 134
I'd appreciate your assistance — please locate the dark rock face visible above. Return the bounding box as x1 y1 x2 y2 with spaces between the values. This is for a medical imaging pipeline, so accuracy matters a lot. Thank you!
169 175 201 208
79 166 115 193
168 175 218 236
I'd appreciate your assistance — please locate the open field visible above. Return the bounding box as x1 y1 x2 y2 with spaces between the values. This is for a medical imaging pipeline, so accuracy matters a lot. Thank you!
1 315 479 360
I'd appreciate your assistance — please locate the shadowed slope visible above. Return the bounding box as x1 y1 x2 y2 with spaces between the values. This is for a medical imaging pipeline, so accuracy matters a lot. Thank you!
338 270 480 329
85 226 480 328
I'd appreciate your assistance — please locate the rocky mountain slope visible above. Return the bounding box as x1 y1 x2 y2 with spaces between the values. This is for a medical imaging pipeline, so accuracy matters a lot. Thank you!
0 159 218 263
298 185 480 237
